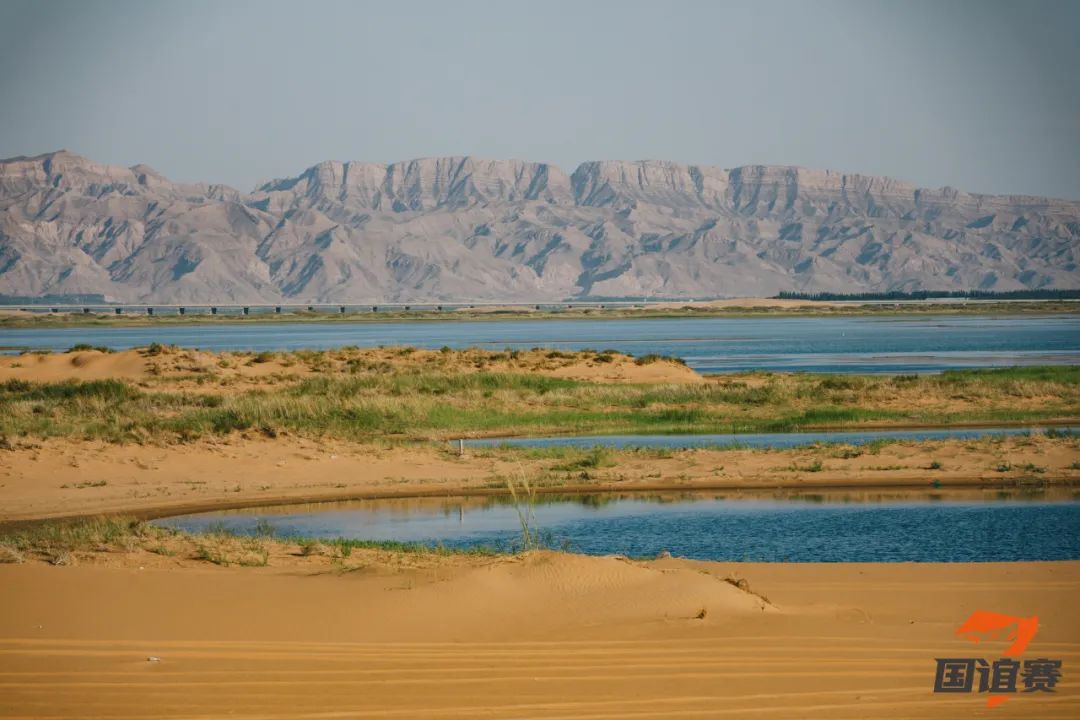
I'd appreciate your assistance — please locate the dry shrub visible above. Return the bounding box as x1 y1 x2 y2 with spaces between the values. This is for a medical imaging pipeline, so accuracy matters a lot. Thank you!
0 542 25 564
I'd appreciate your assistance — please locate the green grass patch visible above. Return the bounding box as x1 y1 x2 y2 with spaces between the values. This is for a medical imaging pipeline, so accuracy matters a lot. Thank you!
0 365 1075 443
550 447 615 471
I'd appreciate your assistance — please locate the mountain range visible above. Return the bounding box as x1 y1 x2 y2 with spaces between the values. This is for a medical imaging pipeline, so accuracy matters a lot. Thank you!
1 150 1077 303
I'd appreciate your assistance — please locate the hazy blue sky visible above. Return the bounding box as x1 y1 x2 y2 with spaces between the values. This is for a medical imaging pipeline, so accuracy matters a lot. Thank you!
1 0 1077 198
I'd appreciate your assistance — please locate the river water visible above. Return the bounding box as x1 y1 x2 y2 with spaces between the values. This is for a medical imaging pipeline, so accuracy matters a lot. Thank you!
156 490 1080 562
464 426 1077 450
3 314 1078 373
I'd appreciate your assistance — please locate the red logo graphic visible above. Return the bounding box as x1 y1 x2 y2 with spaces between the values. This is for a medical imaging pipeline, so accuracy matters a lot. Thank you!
933 610 1065 708
956 610 1039 658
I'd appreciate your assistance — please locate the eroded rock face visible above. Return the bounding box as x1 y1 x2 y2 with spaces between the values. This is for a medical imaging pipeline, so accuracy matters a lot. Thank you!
1 150 1076 302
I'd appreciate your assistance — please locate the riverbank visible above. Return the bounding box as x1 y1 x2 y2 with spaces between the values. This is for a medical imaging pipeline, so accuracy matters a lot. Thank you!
2 298 1078 329
1 433 1076 524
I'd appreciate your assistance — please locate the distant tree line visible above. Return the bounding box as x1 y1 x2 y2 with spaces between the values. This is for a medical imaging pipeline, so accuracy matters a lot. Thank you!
774 289 1080 301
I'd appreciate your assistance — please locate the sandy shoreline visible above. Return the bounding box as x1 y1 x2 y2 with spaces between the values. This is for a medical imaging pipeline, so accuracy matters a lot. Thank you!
1 434 1076 524
3 297 1077 330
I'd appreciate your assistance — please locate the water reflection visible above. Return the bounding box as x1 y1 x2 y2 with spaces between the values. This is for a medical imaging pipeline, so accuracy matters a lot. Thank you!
155 487 1080 562
172 486 1077 518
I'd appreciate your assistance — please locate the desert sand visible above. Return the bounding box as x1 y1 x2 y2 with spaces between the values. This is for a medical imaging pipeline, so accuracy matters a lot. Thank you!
0 349 151 382
0 347 702 386
0 550 1077 718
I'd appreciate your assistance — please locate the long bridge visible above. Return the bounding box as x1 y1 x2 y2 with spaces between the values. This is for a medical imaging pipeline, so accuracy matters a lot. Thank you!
9 301 658 316
7 297 1066 316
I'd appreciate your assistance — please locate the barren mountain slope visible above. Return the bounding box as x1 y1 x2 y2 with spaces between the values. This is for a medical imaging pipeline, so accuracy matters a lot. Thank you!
1 151 1076 302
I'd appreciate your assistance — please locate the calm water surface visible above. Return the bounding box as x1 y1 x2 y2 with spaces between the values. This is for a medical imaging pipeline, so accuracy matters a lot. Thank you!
4 315 1078 373
466 426 1077 450
158 491 1080 562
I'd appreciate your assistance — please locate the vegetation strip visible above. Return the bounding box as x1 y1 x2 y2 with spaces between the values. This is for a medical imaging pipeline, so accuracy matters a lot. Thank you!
0 349 1076 443
0 516 501 569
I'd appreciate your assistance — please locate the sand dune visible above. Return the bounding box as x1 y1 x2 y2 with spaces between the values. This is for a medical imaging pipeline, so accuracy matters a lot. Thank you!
0 350 149 382
547 357 703 384
0 555 1076 718
0 346 701 387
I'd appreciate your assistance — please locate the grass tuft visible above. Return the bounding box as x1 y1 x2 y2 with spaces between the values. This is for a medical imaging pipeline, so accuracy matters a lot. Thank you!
66 344 113 353
0 542 25 564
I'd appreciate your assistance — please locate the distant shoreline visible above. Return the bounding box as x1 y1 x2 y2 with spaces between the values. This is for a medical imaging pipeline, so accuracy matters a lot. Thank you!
2 298 1078 328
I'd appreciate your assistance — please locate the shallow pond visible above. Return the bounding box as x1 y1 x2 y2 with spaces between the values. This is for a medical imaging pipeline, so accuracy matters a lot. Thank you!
157 489 1080 562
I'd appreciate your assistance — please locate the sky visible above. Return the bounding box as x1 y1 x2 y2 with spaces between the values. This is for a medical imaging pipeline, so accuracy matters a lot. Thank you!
1 0 1078 198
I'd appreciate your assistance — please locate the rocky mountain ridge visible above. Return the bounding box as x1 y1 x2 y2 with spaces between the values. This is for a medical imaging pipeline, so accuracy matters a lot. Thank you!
1 150 1076 302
